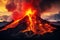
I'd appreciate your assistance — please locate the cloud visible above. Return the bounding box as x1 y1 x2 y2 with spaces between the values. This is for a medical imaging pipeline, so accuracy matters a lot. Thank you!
41 12 60 22
0 12 12 22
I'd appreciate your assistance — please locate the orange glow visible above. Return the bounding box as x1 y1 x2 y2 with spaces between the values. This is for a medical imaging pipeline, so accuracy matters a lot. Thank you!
0 20 20 31
38 23 56 35
0 0 8 12
26 8 36 15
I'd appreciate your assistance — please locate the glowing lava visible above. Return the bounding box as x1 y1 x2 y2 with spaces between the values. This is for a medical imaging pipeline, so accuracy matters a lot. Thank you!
21 8 56 35
0 0 56 35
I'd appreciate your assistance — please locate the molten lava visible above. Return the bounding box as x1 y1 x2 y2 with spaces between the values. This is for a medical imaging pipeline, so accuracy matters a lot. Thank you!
22 8 56 35
0 0 56 35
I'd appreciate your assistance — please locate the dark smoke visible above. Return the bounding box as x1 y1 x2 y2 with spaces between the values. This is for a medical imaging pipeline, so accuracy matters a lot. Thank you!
39 0 60 12
6 0 16 11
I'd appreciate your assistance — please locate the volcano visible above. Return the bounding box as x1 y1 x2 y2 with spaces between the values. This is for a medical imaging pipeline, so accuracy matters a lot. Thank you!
0 0 60 38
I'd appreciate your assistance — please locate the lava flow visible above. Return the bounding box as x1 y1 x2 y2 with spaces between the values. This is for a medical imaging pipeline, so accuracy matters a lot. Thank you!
0 0 56 35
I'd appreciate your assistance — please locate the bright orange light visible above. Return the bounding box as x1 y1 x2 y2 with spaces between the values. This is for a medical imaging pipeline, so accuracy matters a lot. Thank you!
0 20 20 31
26 8 36 16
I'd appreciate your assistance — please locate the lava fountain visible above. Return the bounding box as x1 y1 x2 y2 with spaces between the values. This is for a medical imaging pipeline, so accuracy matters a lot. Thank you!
0 0 56 35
